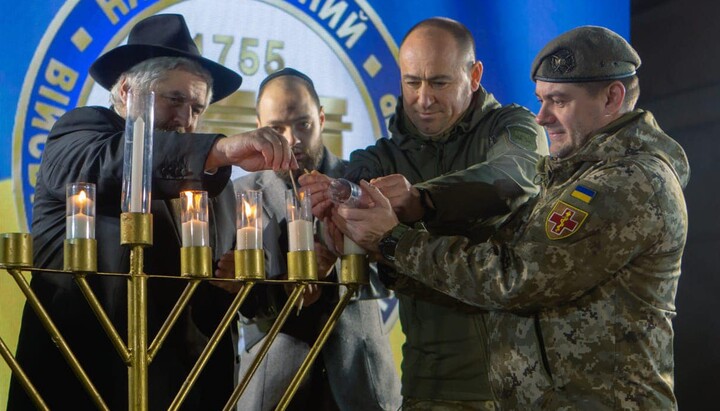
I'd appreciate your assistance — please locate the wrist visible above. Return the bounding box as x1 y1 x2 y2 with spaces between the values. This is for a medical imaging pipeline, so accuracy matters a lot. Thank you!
378 224 412 263
416 187 436 222
205 137 227 171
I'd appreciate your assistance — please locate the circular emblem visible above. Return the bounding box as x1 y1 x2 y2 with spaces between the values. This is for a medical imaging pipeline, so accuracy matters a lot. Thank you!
550 48 575 74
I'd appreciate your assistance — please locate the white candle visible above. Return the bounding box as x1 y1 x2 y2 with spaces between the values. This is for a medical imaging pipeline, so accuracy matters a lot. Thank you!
182 218 209 247
237 227 261 250
66 190 95 239
129 116 145 213
66 213 95 239
288 220 313 251
343 236 365 255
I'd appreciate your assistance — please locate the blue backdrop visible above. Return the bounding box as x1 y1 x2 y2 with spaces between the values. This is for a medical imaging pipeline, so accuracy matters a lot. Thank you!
0 0 629 203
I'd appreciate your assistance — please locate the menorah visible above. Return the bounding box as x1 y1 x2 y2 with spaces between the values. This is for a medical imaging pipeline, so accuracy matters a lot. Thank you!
0 212 368 410
0 91 370 410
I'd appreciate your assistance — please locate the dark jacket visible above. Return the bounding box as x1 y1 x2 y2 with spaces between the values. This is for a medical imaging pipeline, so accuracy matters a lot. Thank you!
345 87 548 401
8 106 236 411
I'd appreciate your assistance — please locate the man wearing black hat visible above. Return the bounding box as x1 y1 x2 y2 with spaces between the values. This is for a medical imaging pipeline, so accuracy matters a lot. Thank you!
228 68 401 410
333 26 689 409
8 14 295 410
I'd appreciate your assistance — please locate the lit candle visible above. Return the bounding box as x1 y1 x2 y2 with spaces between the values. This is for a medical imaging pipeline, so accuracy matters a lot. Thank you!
129 116 145 213
66 184 96 239
343 236 365 255
237 190 263 250
181 191 209 247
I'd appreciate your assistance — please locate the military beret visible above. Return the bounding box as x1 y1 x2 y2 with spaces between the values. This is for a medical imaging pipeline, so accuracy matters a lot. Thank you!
531 26 641 83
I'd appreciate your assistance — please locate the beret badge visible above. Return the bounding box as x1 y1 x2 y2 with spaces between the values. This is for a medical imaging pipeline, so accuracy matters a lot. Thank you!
550 48 576 74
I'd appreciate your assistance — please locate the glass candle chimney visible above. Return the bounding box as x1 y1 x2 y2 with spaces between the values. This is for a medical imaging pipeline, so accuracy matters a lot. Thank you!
285 188 314 252
327 178 363 208
180 190 209 247
121 91 154 213
237 190 263 250
66 182 96 239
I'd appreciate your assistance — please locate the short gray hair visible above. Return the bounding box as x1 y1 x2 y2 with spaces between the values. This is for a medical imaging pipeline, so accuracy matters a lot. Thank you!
109 56 213 108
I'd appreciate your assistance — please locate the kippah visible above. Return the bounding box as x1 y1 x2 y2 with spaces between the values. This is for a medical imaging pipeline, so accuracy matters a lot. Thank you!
258 67 315 95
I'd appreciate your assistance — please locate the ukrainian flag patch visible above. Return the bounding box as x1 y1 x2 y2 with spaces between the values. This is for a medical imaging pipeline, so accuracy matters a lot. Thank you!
571 185 596 204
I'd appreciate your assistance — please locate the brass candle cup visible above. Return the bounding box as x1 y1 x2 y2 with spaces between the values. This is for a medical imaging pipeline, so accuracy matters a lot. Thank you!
180 246 213 278
63 238 98 273
0 232 33 268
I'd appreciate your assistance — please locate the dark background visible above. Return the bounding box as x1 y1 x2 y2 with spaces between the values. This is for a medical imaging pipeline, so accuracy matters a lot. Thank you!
632 0 720 406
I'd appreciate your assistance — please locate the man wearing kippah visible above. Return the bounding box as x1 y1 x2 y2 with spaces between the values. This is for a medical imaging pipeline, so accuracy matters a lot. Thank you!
335 26 689 409
226 68 401 410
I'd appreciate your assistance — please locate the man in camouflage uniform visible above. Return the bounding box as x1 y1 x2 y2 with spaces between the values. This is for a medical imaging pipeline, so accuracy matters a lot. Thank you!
301 17 548 410
337 26 689 409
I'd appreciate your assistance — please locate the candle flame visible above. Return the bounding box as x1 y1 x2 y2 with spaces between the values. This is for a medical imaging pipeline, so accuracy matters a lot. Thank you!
78 190 87 205
184 191 194 212
243 199 257 220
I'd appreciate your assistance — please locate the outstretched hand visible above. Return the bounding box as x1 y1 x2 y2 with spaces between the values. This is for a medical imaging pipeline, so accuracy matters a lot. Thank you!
205 127 299 172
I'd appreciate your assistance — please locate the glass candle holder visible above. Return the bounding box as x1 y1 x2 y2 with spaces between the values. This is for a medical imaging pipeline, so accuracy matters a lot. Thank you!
180 190 209 247
328 178 363 208
66 182 96 239
285 188 314 252
237 190 263 250
121 91 154 213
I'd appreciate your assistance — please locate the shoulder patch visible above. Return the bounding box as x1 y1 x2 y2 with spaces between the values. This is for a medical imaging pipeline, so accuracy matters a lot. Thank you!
506 124 538 151
545 201 588 240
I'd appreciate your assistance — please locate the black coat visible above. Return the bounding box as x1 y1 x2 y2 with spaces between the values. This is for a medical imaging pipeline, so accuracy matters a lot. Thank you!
8 106 236 410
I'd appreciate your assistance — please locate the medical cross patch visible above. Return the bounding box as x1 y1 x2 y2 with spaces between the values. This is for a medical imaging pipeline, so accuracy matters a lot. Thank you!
545 201 588 240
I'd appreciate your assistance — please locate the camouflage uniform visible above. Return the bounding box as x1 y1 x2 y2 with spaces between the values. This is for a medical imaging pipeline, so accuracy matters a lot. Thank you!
394 110 689 410
346 86 548 407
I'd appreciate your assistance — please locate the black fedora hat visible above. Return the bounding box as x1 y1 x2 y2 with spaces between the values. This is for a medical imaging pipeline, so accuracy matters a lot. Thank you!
89 14 241 103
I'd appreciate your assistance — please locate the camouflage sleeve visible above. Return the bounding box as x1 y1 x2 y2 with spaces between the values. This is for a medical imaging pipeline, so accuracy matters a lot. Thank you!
395 160 663 312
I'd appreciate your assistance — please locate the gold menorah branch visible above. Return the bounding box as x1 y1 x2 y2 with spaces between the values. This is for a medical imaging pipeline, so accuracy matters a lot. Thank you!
276 284 357 410
6 266 110 410
223 283 307 410
148 280 201 361
1 216 368 411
